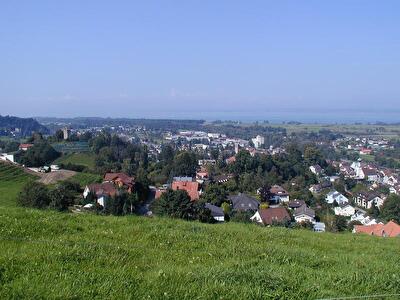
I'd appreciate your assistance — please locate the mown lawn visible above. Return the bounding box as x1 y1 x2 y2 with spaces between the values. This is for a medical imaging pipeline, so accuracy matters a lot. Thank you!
54 153 96 169
1 162 400 299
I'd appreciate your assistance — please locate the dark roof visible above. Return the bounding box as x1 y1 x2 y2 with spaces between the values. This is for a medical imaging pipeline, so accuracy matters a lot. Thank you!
229 193 260 211
270 185 289 196
288 199 305 209
205 203 224 217
294 204 315 218
258 208 291 225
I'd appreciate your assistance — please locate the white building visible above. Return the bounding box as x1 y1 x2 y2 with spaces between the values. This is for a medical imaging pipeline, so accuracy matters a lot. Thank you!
334 204 356 217
325 190 349 205
251 135 265 149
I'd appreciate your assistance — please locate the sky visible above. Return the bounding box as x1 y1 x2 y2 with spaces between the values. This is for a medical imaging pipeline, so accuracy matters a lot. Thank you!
1 1 400 121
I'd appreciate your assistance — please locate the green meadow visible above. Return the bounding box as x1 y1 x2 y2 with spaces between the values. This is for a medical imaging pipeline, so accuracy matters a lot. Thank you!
1 162 400 299
54 152 96 169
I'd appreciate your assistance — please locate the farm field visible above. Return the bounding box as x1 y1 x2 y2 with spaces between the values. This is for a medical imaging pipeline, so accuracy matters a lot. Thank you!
53 152 96 169
268 123 400 138
0 163 400 299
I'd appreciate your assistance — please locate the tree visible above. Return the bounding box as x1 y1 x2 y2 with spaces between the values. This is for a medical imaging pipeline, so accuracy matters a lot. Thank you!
172 152 197 177
197 204 216 224
380 194 400 223
18 141 60 167
17 181 50 209
200 184 228 206
259 185 272 202
153 189 196 220
49 184 75 211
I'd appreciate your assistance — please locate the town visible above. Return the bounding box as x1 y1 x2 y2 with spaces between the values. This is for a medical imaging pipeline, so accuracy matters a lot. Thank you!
1 116 399 238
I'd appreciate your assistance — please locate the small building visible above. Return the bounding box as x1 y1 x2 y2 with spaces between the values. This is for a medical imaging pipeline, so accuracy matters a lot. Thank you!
205 203 225 222
293 204 315 223
288 199 306 210
104 172 135 192
334 204 356 217
83 182 117 207
309 165 323 176
229 193 260 212
270 185 290 203
172 179 200 201
19 143 34 151
354 192 384 209
325 190 349 205
353 221 400 238
313 222 326 232
251 207 291 226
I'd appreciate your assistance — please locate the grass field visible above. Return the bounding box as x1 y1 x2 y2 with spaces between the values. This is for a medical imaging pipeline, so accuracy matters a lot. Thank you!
69 172 102 187
1 163 400 299
54 152 96 169
0 162 37 207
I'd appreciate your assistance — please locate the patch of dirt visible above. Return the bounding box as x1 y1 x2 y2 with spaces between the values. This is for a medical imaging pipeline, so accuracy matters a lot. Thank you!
37 170 77 185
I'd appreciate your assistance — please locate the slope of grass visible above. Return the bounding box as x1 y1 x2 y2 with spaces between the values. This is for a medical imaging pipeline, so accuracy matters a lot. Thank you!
54 152 96 169
1 162 400 299
0 162 37 207
0 205 399 299
69 172 102 187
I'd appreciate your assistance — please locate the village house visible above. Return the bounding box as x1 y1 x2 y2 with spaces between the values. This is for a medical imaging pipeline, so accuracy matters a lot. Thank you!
334 204 356 217
205 203 225 222
359 148 373 155
309 165 323 176
325 190 349 205
313 222 326 232
287 199 306 210
269 185 290 204
360 168 379 182
353 221 400 238
19 143 34 151
229 193 260 212
354 192 384 209
172 177 201 201
350 210 378 225
309 181 331 193
293 204 315 223
104 172 135 192
250 207 291 225
83 182 117 207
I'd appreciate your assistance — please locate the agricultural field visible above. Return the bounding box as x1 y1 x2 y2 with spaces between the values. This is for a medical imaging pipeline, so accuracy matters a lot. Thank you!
54 152 96 169
0 162 37 207
269 123 400 138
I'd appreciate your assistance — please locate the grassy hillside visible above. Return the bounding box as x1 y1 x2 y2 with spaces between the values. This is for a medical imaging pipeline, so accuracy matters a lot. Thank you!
0 162 37 207
69 172 102 187
54 152 96 169
1 163 400 299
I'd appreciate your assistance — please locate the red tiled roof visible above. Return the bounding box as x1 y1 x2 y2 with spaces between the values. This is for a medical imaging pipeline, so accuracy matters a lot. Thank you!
354 221 400 237
87 182 117 197
104 173 134 187
19 143 34 149
258 207 291 225
172 181 200 201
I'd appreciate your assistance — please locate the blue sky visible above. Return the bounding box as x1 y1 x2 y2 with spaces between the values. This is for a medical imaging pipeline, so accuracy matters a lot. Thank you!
1 1 400 119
